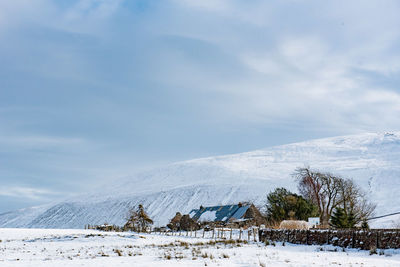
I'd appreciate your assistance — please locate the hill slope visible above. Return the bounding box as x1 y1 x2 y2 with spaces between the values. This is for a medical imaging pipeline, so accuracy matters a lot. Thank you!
1 132 400 228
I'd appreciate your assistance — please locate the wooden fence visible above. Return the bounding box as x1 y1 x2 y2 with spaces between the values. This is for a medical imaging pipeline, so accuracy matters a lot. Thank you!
259 229 400 250
153 227 260 242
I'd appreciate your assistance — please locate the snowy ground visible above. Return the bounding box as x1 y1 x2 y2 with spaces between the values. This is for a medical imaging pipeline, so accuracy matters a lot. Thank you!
1 228 400 267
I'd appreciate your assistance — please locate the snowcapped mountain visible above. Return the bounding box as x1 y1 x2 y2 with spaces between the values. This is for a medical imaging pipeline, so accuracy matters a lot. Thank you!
1 132 400 228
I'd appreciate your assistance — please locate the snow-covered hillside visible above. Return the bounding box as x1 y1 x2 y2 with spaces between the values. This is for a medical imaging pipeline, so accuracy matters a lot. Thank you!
1 132 400 228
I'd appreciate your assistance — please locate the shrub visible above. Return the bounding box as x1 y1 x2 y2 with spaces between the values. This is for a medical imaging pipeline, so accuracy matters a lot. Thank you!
266 187 319 222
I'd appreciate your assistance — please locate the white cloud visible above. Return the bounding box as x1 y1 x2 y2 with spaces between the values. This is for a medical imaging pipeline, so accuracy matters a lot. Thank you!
0 186 57 200
174 0 229 12
0 133 87 151
63 0 124 26
1 0 399 132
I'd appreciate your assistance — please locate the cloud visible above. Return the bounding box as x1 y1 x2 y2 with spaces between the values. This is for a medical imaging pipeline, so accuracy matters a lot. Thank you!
1 0 399 136
64 0 123 20
0 186 57 200
0 0 400 212
0 134 86 148
171 1 400 131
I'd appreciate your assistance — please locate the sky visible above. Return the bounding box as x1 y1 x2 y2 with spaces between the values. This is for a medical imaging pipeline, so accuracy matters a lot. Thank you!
1 0 400 213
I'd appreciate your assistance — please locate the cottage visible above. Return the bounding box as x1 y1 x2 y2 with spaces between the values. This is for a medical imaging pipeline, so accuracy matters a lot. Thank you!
189 203 265 227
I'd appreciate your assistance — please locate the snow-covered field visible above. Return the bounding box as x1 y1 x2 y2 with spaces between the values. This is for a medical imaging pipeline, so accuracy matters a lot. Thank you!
1 229 399 266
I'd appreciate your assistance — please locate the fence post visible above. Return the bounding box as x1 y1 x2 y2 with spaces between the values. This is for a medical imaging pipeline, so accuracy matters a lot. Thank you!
239 229 242 240
293 229 296 244
376 231 380 249
202 229 205 238
230 228 233 240
327 230 330 245
212 228 215 239
248 230 251 242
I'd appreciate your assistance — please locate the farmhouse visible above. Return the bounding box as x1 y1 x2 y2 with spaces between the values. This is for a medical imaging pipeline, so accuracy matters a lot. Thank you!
189 203 265 226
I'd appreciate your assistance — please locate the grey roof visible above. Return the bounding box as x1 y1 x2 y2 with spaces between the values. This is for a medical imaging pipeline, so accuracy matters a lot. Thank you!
189 204 251 223
230 206 250 220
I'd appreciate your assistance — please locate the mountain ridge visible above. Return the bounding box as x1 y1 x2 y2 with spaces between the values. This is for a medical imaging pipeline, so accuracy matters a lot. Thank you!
1 132 400 228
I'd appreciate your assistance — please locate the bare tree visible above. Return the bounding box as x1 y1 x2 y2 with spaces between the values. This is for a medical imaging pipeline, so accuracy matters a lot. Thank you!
294 167 375 226
336 178 375 222
321 172 342 224
124 204 153 232
294 167 340 225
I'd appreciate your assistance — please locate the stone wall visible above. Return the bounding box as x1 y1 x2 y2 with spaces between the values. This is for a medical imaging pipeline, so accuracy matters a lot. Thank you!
259 229 400 250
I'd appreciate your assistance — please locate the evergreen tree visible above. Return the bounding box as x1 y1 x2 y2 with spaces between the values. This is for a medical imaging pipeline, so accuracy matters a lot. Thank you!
330 207 347 228
266 187 319 222
361 219 369 229
330 207 358 228
347 210 356 228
